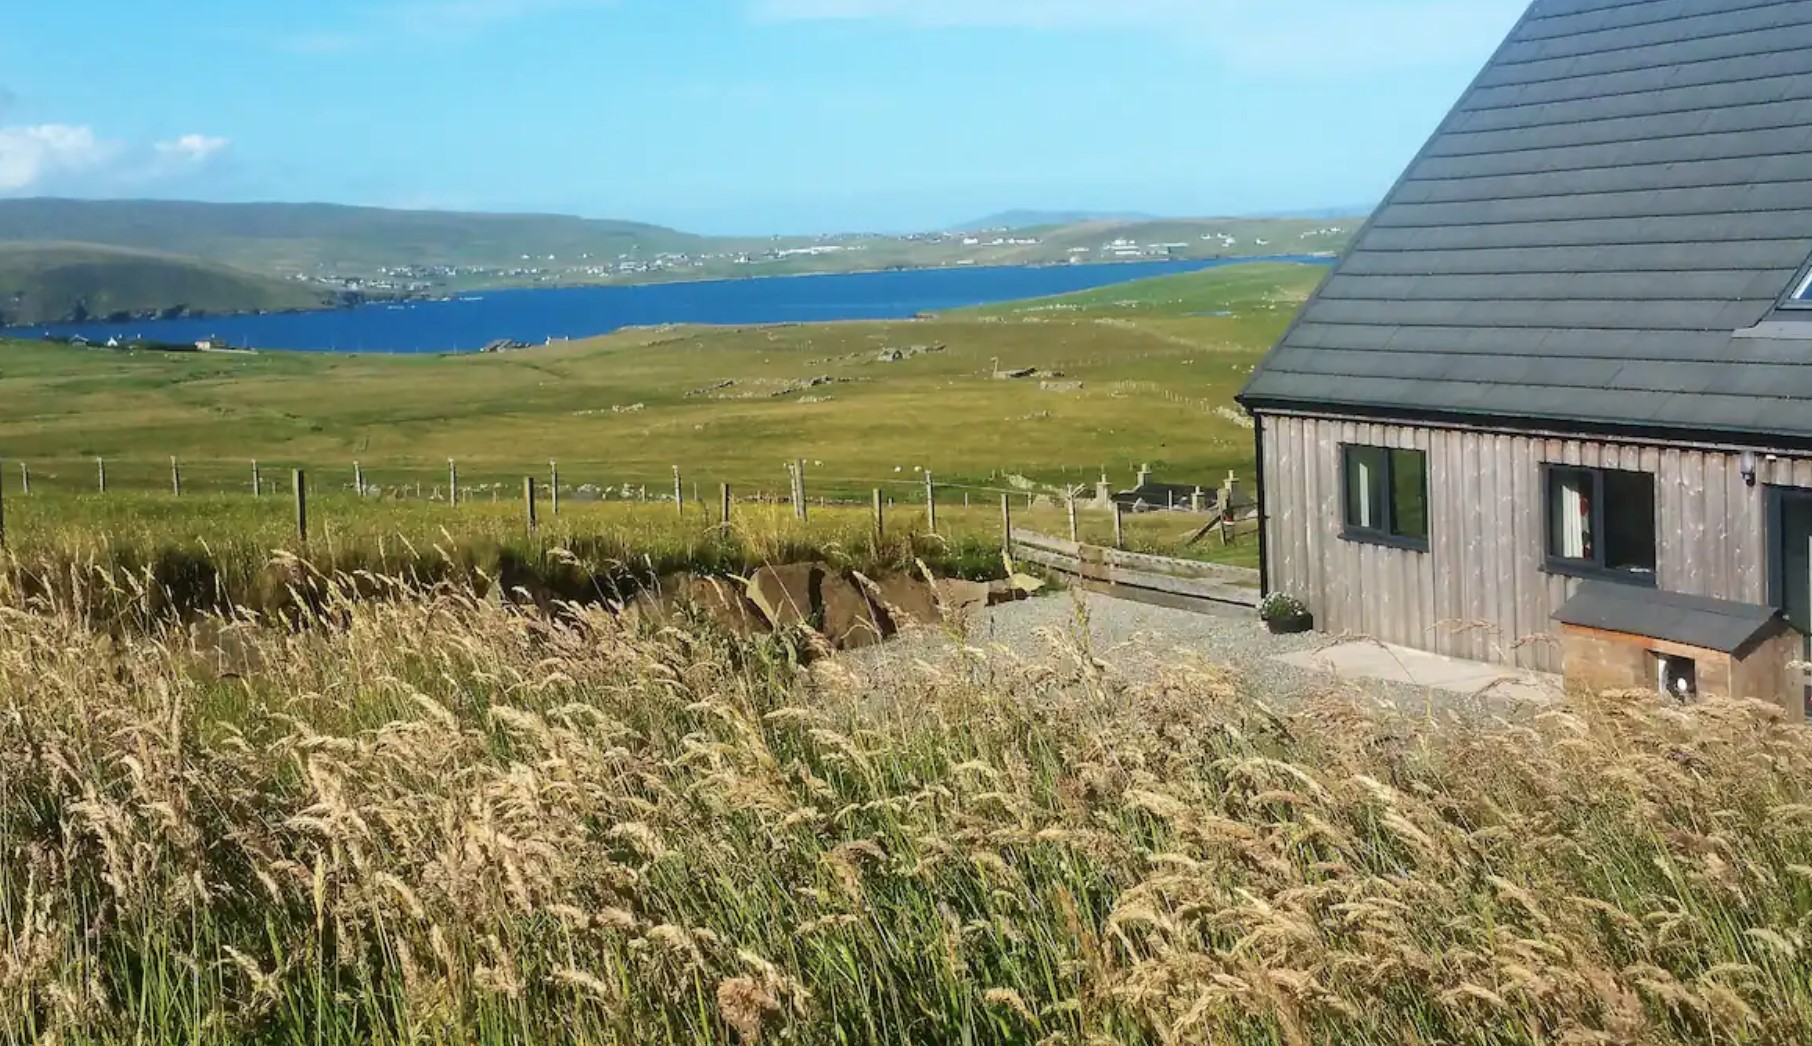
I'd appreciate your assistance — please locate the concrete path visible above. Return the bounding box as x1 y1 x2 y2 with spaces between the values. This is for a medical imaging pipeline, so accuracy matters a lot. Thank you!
1275 640 1561 706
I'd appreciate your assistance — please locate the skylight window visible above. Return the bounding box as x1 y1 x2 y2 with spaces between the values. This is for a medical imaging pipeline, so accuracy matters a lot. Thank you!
1793 269 1812 303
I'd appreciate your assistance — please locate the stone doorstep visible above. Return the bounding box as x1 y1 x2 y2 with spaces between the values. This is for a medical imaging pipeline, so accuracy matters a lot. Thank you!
1274 641 1561 703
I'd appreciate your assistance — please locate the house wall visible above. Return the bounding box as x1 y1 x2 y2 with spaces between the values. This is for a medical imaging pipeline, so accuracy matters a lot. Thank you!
1258 413 1812 674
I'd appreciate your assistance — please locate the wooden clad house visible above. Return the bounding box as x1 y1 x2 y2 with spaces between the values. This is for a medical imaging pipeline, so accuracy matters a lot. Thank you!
1238 0 1812 714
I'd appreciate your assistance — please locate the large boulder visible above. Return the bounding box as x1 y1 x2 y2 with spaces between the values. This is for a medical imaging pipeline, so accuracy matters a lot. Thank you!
626 574 770 637
933 578 992 618
747 563 895 649
747 563 820 630
864 574 941 628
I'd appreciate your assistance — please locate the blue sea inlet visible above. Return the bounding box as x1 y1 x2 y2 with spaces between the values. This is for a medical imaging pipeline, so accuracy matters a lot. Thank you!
20 256 1331 354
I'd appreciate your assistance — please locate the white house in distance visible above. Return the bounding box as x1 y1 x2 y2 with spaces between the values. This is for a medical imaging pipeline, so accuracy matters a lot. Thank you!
1239 0 1812 716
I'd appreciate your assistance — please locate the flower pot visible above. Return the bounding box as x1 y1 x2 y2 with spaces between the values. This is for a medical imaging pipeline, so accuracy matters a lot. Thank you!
1265 613 1313 635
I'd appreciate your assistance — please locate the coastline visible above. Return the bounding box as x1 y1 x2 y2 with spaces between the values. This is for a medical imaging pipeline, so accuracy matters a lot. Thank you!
3 252 1333 333
9 254 1335 353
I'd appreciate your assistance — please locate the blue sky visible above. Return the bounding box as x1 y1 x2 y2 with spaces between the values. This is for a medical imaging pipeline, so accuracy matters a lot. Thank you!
0 0 1530 234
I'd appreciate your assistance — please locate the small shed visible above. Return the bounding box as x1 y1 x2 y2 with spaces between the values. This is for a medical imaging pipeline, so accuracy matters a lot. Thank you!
1553 583 1803 714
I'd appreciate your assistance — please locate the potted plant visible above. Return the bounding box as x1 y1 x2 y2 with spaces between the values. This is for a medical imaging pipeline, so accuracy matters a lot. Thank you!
1259 592 1313 635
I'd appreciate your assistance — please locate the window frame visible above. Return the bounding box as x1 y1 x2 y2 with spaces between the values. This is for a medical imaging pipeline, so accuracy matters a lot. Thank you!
1339 444 1430 553
1540 463 1658 587
1781 266 1812 310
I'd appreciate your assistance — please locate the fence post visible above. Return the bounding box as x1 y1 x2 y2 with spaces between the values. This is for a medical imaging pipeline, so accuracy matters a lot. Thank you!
1001 493 1013 558
873 488 885 542
97 457 106 495
964 491 970 508
925 470 937 535
720 483 732 527
354 461 365 497
1067 496 1079 544
448 460 458 507
1112 501 1125 550
550 461 560 515
792 461 808 522
673 466 684 517
294 470 308 545
170 457 182 497
17 462 27 497
252 460 262 497
525 476 538 534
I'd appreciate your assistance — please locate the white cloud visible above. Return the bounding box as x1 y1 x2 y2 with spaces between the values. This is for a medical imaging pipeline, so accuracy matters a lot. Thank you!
0 125 230 194
749 0 1530 72
155 133 231 164
0 124 116 192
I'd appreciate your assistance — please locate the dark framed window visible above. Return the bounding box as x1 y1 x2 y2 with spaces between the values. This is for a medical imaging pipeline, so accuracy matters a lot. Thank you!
1543 465 1656 584
1341 445 1429 551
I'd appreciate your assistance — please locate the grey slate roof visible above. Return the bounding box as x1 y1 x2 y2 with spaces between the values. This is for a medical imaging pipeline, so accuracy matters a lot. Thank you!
1241 0 1812 439
1553 581 1784 653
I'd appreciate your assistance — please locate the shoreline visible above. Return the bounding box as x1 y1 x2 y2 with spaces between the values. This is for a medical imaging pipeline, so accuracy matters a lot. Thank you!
8 254 1334 353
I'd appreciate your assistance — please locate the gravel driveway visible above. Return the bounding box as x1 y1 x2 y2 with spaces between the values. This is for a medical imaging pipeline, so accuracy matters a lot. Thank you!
840 588 1555 719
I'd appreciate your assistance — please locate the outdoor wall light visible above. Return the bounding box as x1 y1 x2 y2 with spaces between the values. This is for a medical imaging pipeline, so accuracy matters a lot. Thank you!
1740 450 1760 488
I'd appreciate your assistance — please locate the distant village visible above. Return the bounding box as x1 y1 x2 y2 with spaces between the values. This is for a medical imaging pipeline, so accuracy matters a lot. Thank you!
283 222 1355 296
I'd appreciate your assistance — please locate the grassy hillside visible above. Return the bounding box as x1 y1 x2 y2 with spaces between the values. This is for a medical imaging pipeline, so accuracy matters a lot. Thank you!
0 199 712 274
962 261 1327 318
0 262 1324 500
0 199 1358 290
0 242 336 326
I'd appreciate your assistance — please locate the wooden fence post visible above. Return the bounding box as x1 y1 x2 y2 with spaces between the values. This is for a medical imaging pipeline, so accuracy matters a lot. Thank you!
793 461 808 522
294 470 308 544
873 489 885 542
170 457 182 497
524 476 538 533
97 457 106 495
252 460 262 497
673 466 684 517
17 462 27 497
925 471 937 535
1067 496 1079 544
720 483 732 527
354 461 365 497
448 460 459 507
1112 501 1125 550
1001 493 1013 558
550 461 560 515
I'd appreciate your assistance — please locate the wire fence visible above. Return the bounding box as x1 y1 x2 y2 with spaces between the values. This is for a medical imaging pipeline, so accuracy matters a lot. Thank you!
0 455 1239 509
0 454 1261 570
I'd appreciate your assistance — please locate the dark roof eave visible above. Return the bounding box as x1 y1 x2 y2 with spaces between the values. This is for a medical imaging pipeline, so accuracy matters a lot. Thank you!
1237 394 1812 453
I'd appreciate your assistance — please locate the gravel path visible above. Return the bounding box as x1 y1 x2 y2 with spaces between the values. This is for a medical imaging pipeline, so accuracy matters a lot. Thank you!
841 589 1546 719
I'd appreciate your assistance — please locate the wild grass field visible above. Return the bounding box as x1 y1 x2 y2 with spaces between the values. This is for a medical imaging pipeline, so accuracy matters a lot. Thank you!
4 569 1812 1044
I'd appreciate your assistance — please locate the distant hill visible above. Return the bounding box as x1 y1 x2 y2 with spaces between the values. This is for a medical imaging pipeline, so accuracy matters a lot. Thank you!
953 210 1158 231
0 200 1367 322
0 242 338 326
0 199 711 275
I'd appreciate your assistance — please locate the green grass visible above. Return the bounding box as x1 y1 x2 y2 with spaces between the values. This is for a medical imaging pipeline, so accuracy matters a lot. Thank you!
0 242 333 325
0 262 1319 501
959 261 1326 319
0 262 1289 596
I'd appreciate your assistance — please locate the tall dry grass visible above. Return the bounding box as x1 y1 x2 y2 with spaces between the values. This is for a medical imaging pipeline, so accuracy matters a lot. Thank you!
3 565 1812 1043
